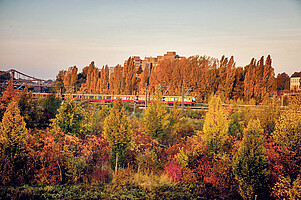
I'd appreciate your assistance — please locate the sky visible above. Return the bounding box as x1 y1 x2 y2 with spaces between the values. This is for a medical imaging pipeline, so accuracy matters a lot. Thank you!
0 0 301 80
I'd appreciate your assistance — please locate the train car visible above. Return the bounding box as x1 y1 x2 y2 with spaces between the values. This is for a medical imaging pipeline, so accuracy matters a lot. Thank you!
32 93 196 105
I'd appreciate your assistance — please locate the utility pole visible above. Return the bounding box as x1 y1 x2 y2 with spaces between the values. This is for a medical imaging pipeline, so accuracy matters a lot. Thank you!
145 83 148 108
182 84 184 113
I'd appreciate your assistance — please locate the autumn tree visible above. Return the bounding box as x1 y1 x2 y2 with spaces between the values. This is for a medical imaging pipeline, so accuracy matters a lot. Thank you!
63 66 78 92
244 56 276 102
109 64 123 95
51 98 91 138
103 98 132 169
0 78 20 121
18 86 44 129
232 67 245 100
138 65 149 94
86 61 99 93
143 88 170 142
202 95 229 154
259 97 281 137
0 100 29 185
149 59 173 94
41 91 61 126
272 95 301 156
99 65 109 94
123 57 137 94
55 70 66 94
276 72 290 91
232 119 270 200
218 56 236 100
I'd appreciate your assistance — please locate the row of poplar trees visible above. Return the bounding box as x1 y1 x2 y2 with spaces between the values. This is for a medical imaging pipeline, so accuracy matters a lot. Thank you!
56 55 276 103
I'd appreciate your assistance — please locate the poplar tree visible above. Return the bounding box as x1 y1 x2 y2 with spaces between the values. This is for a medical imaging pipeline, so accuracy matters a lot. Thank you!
109 64 123 95
103 98 132 169
123 57 136 94
63 66 78 92
233 119 270 200
202 95 229 154
99 65 109 94
0 101 28 185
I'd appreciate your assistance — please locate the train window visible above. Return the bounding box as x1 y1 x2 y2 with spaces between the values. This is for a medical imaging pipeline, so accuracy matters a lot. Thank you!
113 96 117 100
170 98 174 101
191 97 196 102
184 98 187 101
97 96 102 99
107 96 111 100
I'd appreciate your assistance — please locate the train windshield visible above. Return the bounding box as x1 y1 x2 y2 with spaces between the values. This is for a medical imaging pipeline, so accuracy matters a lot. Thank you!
191 97 196 102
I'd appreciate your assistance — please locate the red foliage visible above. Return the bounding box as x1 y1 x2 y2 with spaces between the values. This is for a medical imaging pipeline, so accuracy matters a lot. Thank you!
165 160 182 182
264 139 301 184
0 78 20 120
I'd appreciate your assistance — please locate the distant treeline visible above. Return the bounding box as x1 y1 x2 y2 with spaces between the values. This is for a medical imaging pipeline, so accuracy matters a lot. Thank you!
55 55 297 103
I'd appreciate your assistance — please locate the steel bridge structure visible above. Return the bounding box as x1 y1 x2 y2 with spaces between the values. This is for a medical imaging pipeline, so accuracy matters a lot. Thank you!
0 69 54 91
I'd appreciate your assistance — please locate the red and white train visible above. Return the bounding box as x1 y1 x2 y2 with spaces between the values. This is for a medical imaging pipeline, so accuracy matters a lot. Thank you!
32 93 196 105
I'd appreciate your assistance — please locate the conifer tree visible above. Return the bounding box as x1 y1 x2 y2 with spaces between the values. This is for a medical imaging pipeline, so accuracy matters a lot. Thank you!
143 88 170 141
103 98 132 169
19 86 44 129
51 98 91 138
272 95 301 156
233 119 270 200
0 78 20 121
202 95 229 154
0 100 28 185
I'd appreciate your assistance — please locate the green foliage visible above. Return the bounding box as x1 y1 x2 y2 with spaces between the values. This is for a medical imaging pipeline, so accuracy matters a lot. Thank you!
104 98 132 169
41 91 61 115
19 87 45 129
143 89 170 141
51 98 91 138
168 100 182 126
272 96 301 156
203 95 229 154
0 184 106 200
259 97 281 137
228 110 244 139
232 119 270 200
0 100 29 185
65 156 87 183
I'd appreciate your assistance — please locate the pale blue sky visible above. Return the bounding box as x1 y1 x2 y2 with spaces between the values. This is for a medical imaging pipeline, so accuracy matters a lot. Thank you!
0 0 301 79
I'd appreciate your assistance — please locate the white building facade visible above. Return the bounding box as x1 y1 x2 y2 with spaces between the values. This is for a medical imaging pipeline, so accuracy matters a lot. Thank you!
290 77 301 91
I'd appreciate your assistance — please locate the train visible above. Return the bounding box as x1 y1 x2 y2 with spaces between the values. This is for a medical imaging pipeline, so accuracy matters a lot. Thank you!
32 93 196 105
